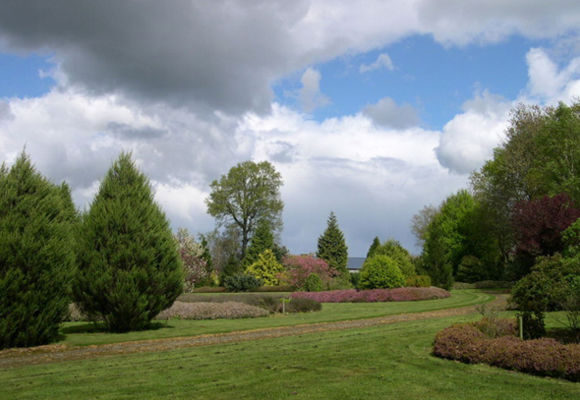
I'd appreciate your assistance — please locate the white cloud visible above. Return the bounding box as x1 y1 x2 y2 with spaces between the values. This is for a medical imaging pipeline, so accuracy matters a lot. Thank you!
526 47 580 102
298 68 330 112
2 1 580 256
360 53 395 73
435 90 510 174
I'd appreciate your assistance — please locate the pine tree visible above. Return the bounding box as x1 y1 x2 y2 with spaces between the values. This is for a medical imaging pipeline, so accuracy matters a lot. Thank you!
243 219 275 266
0 153 76 349
316 212 348 277
74 153 183 332
366 236 381 259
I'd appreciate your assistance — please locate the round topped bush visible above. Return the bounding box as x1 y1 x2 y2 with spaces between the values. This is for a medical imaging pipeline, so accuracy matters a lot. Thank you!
359 255 405 289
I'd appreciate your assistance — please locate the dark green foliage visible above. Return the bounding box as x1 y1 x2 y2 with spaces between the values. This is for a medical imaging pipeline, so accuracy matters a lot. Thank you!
74 153 183 333
350 271 360 289
243 219 275 266
223 273 262 292
199 234 213 272
285 297 322 313
405 275 432 287
317 212 349 277
372 239 415 278
0 153 77 349
562 218 580 257
366 236 380 258
358 255 405 289
303 273 323 292
456 255 486 283
510 254 580 338
220 255 243 284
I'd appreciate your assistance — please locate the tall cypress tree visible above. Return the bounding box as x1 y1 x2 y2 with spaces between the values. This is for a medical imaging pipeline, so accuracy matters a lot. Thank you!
74 153 183 332
0 153 76 349
316 212 348 277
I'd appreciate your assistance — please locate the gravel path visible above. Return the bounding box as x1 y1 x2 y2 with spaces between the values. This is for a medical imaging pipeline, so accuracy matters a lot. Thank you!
0 295 507 369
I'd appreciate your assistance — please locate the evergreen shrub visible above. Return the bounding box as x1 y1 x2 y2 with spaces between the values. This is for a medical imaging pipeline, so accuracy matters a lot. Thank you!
74 153 183 332
0 154 77 349
223 273 262 292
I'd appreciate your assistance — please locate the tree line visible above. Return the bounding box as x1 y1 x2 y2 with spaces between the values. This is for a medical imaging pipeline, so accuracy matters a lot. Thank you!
413 101 580 288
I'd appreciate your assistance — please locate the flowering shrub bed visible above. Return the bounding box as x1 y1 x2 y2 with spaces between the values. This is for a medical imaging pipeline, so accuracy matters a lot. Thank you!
290 287 450 303
155 301 269 320
433 322 580 381
178 293 321 314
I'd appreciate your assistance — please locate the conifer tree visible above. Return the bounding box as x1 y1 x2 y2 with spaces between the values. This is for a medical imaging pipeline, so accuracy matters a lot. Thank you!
0 153 76 349
366 236 381 259
74 153 183 332
243 219 275 266
245 249 284 286
316 212 349 277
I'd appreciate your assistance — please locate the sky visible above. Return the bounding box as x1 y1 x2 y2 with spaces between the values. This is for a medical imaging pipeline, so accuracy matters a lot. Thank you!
1 1 580 256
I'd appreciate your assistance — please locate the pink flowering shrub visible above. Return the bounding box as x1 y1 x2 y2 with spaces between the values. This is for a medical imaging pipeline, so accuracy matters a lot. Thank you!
281 255 338 290
290 287 450 303
434 321 580 381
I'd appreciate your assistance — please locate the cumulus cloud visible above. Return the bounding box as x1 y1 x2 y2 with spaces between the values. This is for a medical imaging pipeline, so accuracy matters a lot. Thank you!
362 97 420 129
360 53 395 73
526 47 580 101
298 68 330 112
417 0 580 46
2 1 580 255
435 90 511 174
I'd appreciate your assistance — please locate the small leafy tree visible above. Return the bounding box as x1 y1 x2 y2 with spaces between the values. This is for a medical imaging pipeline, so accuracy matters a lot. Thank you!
303 273 324 292
0 153 77 349
74 153 183 332
176 228 211 291
245 249 284 286
359 255 405 289
510 254 580 338
372 239 416 278
317 212 349 277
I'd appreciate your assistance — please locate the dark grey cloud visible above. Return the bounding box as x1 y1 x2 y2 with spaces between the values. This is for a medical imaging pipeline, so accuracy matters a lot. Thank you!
362 97 420 129
106 122 167 140
0 0 310 114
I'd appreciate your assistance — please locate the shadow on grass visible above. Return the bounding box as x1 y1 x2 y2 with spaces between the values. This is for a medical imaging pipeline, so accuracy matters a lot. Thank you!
61 321 173 335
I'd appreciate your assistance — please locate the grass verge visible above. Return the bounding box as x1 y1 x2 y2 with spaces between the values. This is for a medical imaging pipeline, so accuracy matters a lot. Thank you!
1 313 578 399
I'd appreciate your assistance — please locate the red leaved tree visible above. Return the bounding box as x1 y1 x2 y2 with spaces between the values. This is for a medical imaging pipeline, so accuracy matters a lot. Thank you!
511 193 580 276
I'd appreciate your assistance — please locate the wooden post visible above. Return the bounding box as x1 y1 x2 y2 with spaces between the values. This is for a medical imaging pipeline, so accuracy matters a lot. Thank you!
518 315 523 340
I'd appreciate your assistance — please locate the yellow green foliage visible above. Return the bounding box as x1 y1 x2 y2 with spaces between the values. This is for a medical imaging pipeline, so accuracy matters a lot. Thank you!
245 249 284 286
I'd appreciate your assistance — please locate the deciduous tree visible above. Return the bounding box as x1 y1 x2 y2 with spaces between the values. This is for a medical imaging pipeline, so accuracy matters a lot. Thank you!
206 161 283 260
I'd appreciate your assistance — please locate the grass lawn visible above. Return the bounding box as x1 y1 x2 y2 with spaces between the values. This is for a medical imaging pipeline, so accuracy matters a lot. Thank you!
2 313 578 399
60 289 493 347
